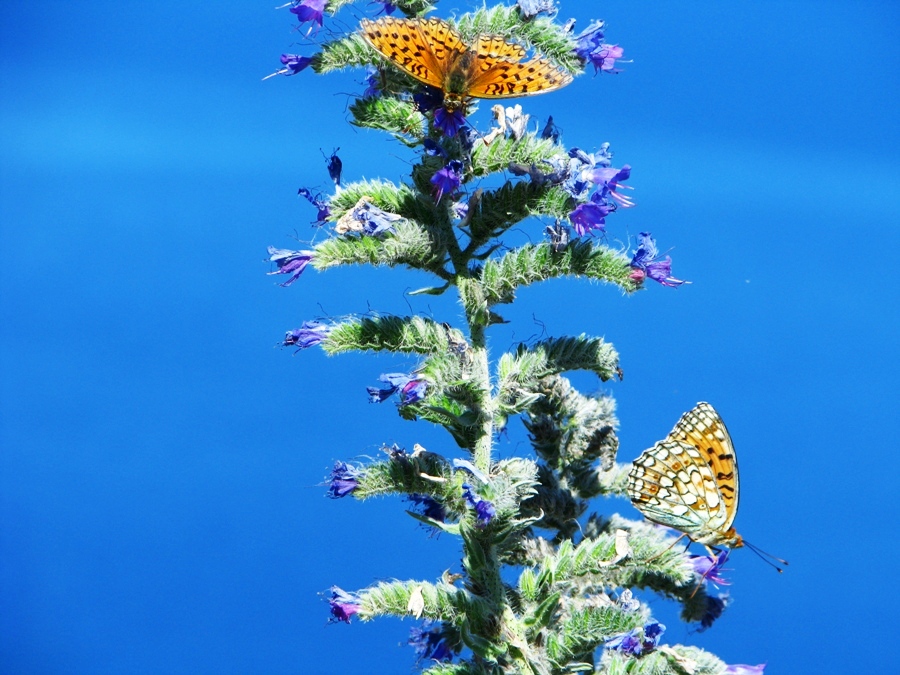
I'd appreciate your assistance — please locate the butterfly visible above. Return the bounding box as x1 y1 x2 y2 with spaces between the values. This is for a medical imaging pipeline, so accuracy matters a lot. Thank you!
359 17 573 112
627 402 744 554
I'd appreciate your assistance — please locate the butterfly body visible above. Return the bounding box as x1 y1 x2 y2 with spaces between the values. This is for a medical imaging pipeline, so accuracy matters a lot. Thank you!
360 17 572 112
627 402 744 551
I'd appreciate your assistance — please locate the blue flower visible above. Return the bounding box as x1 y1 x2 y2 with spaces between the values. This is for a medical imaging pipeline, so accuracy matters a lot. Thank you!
363 66 381 97
409 621 453 662
434 107 467 136
297 188 331 225
327 461 361 499
371 1 397 16
605 621 665 655
568 193 611 236
336 200 402 236
462 483 496 527
724 665 766 674
574 21 625 74
408 494 447 524
431 160 463 203
423 138 447 157
690 549 731 587
289 0 325 32
414 86 444 112
283 321 330 351
266 246 314 286
698 593 730 632
264 53 313 79
367 373 428 405
629 232 688 287
585 164 634 207
328 586 362 623
517 0 557 19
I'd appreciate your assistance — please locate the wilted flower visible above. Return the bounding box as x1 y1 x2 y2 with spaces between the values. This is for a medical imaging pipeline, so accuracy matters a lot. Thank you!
517 0 557 19
297 188 331 225
504 104 529 140
328 586 362 623
409 621 453 662
264 53 313 79
327 461 362 498
541 115 560 142
283 321 330 351
266 246 314 286
451 199 468 220
431 160 463 203
462 483 496 527
367 373 428 405
324 148 342 186
629 232 689 287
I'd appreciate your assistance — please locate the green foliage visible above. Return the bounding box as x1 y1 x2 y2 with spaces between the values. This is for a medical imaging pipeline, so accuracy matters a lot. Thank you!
268 3 745 674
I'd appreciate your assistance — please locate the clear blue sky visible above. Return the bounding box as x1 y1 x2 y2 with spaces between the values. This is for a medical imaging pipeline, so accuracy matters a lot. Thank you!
1 1 898 673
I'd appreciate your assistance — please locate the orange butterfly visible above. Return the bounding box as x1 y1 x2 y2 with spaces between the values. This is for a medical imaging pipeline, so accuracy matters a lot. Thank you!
627 402 744 554
360 17 573 112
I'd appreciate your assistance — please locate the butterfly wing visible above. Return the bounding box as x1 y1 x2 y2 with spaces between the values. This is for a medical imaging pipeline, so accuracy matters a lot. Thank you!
628 439 724 538
467 51 573 99
666 402 740 531
360 17 461 90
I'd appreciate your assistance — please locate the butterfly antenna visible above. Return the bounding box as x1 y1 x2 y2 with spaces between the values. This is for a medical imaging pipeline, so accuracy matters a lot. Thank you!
745 540 788 573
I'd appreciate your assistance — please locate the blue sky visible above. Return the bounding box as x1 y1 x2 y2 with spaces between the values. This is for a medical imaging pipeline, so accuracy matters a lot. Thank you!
1 1 898 673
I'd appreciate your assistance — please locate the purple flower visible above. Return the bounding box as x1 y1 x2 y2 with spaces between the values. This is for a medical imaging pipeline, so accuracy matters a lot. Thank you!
574 21 625 74
324 148 342 186
434 107 467 136
431 160 463 203
568 193 611 236
328 587 362 623
629 232 688 287
289 0 325 31
585 164 634 207
517 0 557 19
264 53 313 79
462 483 496 527
698 593 730 632
690 549 731 587
409 621 453 662
327 461 361 499
367 373 428 405
724 665 766 675
266 246 314 286
605 621 665 656
283 321 330 351
297 188 331 225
